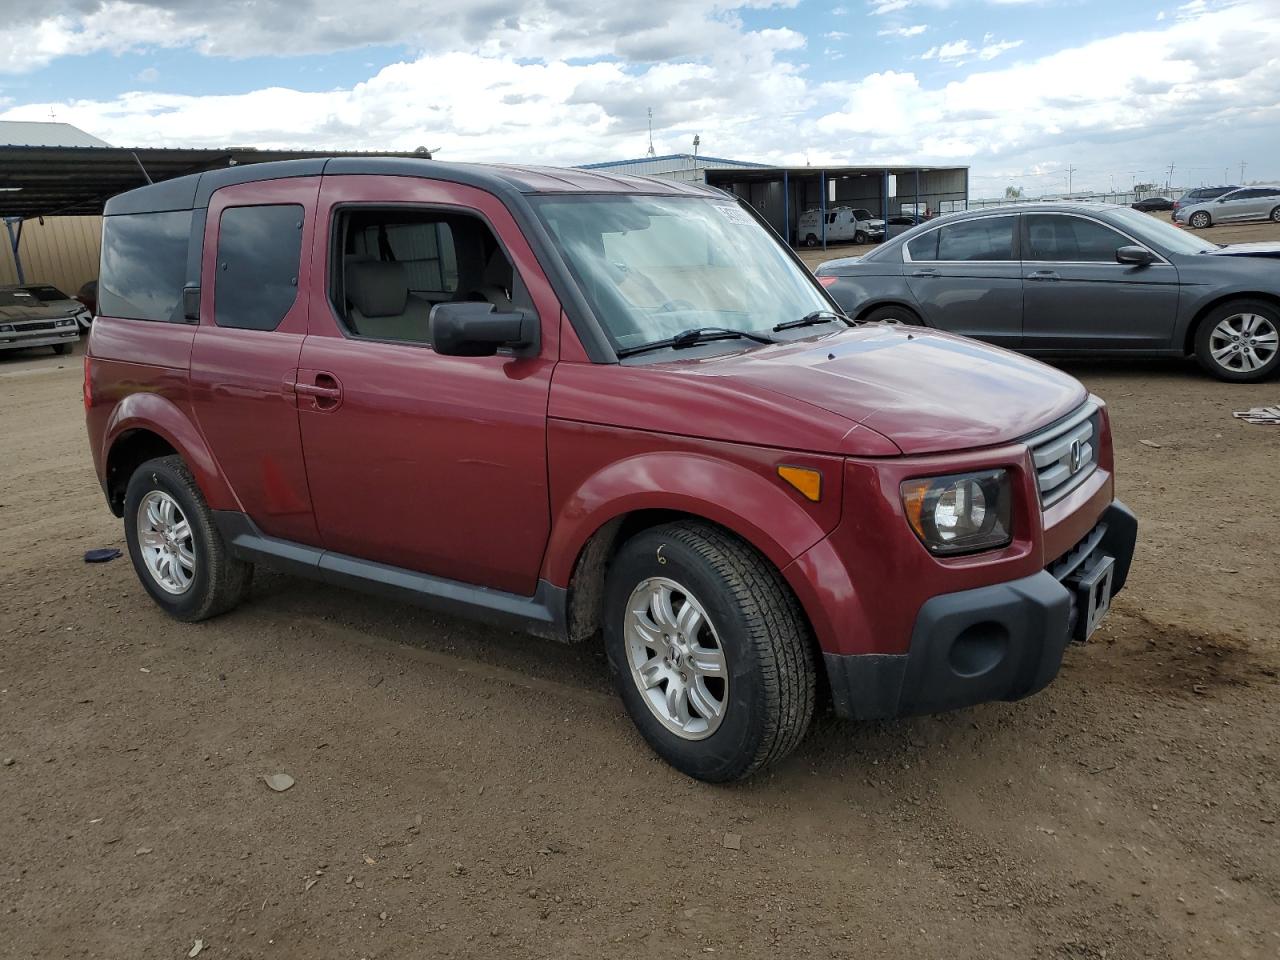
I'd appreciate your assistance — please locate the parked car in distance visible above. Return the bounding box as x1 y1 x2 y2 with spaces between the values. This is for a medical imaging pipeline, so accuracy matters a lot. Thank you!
797 205 885 246
0 285 82 355
1171 185 1237 220
1174 185 1280 229
814 202 1280 382
86 159 1137 782
885 214 927 239
17 282 94 331
1131 196 1173 212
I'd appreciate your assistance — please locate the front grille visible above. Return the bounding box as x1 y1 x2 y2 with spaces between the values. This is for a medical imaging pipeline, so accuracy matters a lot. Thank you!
13 320 57 332
1028 402 1099 506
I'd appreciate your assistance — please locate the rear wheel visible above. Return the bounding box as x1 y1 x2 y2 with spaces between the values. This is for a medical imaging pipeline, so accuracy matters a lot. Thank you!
854 230 868 245
804 233 818 247
603 522 816 782
1194 300 1280 382
863 304 925 326
123 455 253 621
1189 211 1212 228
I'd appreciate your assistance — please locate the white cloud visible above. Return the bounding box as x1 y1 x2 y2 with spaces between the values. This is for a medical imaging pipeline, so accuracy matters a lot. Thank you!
921 40 974 62
979 39 1022 59
878 24 928 37
825 30 850 39
867 0 912 14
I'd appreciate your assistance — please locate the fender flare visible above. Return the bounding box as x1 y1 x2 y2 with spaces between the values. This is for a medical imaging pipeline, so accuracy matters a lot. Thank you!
103 392 240 511
542 451 841 589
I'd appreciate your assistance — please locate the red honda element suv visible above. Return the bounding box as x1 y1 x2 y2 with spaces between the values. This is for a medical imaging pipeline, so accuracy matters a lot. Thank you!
85 158 1137 781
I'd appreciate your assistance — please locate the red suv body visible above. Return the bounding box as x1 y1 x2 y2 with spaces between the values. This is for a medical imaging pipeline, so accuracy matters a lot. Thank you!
85 158 1136 780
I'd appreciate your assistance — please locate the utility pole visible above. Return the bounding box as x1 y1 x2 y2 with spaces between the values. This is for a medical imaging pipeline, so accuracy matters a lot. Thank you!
1066 164 1077 197
646 108 656 158
1240 160 1247 184
1166 162 1175 191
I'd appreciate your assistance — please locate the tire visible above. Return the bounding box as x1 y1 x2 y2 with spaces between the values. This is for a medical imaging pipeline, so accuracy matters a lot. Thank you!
863 305 925 326
1194 299 1280 383
804 233 818 247
603 522 816 782
1189 211 1211 229
52 343 70 356
854 230 868 245
1270 206 1280 223
123 455 253 621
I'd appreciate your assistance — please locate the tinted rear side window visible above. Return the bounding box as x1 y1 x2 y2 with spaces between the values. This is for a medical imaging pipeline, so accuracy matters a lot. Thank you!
936 217 1016 261
215 204 304 331
1025 214 1129 262
99 210 192 322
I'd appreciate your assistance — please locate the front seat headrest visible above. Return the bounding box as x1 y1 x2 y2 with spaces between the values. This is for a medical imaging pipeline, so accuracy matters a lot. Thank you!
346 260 409 318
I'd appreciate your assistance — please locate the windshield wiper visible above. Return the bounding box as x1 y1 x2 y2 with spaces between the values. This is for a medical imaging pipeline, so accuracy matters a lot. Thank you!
617 326 778 358
773 309 855 332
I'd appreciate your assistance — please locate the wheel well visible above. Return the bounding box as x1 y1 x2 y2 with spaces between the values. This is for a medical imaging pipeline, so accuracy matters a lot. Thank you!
104 430 177 516
1183 292 1280 355
855 300 923 324
563 510 829 699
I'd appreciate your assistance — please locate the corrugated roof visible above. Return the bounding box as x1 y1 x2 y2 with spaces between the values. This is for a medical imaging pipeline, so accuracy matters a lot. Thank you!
0 121 111 148
578 153 770 170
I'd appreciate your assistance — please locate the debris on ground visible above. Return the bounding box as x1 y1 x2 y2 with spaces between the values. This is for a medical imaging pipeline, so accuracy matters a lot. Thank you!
188 939 204 958
83 548 122 563
723 833 742 850
263 773 295 792
1232 404 1280 425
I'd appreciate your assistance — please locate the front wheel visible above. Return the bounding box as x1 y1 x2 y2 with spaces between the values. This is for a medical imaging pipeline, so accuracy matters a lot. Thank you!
1194 300 1280 382
1189 211 1211 228
123 455 253 621
804 233 818 247
603 523 816 782
52 343 70 355
1270 206 1280 223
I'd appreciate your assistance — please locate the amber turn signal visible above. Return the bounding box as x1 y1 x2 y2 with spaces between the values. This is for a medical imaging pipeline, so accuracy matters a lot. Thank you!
777 465 822 502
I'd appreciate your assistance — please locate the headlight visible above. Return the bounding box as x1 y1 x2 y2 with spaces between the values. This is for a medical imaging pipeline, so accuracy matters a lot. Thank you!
0 324 12 333
900 469 1012 555
56 318 76 327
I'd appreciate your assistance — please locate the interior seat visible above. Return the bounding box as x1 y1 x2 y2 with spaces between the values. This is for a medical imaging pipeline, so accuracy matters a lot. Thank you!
345 260 431 342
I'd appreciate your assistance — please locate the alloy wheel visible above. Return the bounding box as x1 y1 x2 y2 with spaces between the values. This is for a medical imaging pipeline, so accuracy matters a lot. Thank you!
1209 313 1279 375
624 577 729 740
137 490 196 594
1190 212 1210 228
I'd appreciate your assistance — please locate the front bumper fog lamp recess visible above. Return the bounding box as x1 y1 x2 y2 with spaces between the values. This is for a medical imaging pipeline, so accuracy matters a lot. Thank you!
901 469 1012 555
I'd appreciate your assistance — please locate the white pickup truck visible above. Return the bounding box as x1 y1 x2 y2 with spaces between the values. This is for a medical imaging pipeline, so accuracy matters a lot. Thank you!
797 206 886 246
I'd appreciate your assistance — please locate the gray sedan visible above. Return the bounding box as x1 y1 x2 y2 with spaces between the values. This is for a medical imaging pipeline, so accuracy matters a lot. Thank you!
1174 185 1280 230
815 202 1280 382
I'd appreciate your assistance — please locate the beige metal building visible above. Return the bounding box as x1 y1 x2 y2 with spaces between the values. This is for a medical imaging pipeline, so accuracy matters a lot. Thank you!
0 215 100 294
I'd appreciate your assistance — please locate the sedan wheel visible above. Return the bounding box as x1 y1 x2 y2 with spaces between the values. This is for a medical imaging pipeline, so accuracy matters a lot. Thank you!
1208 314 1278 376
1189 211 1211 228
1271 206 1280 223
1196 301 1280 382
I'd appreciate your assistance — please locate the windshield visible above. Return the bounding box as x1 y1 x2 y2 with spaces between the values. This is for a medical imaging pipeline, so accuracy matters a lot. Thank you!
1108 207 1219 255
534 195 831 353
0 289 38 307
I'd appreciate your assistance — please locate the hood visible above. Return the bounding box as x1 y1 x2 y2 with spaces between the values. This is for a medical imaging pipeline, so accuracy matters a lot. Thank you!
0 300 67 323
1206 241 1280 259
675 325 1088 455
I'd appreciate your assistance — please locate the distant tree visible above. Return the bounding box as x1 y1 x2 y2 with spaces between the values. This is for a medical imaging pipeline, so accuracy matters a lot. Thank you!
1004 186 1023 199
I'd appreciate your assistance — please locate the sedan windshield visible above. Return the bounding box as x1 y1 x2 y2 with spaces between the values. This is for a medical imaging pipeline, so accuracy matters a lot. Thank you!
1109 207 1218 255
534 195 832 353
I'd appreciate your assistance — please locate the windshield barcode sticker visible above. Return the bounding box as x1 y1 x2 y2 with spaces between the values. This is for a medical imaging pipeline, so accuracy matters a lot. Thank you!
716 204 756 226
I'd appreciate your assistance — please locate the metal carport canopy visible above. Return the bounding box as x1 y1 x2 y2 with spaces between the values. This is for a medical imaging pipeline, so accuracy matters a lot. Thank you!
0 144 425 220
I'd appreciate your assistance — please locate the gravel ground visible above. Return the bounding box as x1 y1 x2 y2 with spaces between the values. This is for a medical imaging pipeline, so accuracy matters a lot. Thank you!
2 314 1278 957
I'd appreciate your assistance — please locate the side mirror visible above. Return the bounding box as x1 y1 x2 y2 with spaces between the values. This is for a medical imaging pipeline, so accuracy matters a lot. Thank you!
1115 245 1156 267
429 302 538 357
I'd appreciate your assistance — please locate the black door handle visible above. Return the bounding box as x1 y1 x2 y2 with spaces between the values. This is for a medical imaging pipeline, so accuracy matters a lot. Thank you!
911 269 938 278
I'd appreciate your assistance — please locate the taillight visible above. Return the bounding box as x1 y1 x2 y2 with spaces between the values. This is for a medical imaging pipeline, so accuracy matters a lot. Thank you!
817 275 839 288
83 355 93 409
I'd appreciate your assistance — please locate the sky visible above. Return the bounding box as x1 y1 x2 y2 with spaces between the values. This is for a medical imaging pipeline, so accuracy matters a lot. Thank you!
0 0 1276 198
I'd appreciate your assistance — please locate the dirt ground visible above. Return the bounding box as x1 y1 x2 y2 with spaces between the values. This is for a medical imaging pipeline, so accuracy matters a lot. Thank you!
2 314 1279 957
796 209 1280 269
